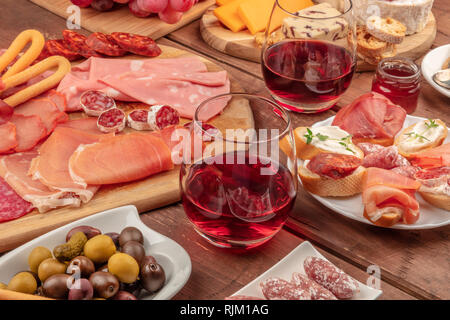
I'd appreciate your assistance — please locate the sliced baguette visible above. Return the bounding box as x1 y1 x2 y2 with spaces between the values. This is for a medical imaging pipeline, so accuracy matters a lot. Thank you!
419 192 450 211
290 126 364 161
299 163 366 197
394 119 448 159
363 208 402 227
355 26 388 58
366 16 406 45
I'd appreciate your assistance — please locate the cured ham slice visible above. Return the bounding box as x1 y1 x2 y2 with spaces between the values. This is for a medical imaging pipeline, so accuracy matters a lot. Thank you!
0 122 17 153
14 98 68 134
410 143 450 169
0 177 33 223
69 131 174 185
10 114 46 152
0 99 13 124
362 168 421 227
29 127 102 203
332 92 406 145
0 150 82 212
41 90 67 112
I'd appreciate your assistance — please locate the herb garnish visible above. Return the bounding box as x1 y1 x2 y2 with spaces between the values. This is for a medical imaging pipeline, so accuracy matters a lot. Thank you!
425 119 439 129
304 129 355 154
404 132 430 142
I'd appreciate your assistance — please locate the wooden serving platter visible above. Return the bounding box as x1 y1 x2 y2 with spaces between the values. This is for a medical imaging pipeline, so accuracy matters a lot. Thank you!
200 6 437 71
0 44 254 253
29 0 215 40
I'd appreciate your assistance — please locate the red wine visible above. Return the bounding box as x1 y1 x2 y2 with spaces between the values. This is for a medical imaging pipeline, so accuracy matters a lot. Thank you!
181 151 296 249
262 39 355 112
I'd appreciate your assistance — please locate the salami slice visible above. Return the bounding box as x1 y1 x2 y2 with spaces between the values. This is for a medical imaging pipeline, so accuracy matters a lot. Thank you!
303 256 359 299
45 39 81 61
127 109 151 131
184 121 220 142
97 108 126 133
291 272 337 300
260 277 311 300
80 90 116 117
224 295 263 300
147 105 180 130
86 32 127 57
110 32 162 57
62 30 103 58
0 177 33 223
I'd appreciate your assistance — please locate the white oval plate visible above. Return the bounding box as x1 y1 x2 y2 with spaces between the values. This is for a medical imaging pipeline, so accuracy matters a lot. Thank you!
231 241 382 300
303 115 450 230
421 44 450 98
0 205 192 300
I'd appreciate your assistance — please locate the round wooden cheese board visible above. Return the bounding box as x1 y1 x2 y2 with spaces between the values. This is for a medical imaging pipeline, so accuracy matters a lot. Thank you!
200 5 437 71
0 44 254 253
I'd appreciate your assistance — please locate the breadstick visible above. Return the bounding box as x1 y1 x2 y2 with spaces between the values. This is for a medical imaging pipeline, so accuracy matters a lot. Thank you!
1 55 71 107
0 29 45 79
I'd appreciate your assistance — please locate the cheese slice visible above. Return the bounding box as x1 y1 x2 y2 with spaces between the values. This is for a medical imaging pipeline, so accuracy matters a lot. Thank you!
216 0 233 5
238 0 314 34
213 0 248 33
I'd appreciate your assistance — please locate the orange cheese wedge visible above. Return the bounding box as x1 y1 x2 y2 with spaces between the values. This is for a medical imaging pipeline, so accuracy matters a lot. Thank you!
213 0 248 33
238 0 314 34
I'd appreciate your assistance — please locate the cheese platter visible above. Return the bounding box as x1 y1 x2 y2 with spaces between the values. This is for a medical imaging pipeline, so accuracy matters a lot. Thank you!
0 29 254 253
200 1 437 71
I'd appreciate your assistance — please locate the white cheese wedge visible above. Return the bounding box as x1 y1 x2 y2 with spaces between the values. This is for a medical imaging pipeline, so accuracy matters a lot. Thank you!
307 126 359 156
282 2 348 41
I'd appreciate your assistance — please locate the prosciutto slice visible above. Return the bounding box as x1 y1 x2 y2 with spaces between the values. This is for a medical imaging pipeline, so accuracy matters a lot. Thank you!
0 150 82 212
29 127 103 203
410 143 450 169
0 122 17 153
10 114 46 152
332 92 406 144
362 167 421 226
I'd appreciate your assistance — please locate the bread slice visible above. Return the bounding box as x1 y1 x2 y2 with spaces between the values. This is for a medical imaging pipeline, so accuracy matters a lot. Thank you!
363 208 402 227
352 136 395 147
299 163 366 197
288 126 364 161
366 16 406 45
419 192 450 211
355 26 388 58
394 119 448 159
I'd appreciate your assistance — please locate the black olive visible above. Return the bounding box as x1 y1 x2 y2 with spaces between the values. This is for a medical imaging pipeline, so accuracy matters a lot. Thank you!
121 241 145 265
67 256 95 278
89 271 119 299
140 260 165 293
119 227 144 247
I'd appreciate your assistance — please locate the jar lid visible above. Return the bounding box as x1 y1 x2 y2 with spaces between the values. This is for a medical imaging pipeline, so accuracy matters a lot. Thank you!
377 57 421 81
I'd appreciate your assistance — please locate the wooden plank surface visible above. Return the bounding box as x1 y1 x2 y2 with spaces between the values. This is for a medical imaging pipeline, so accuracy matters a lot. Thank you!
29 0 215 40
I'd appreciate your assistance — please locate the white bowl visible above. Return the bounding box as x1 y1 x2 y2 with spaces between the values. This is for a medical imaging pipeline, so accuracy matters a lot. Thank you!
421 44 450 98
0 205 192 300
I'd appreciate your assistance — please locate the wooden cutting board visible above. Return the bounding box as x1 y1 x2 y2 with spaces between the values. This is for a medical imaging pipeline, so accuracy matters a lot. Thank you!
29 0 215 39
0 44 254 253
200 5 437 71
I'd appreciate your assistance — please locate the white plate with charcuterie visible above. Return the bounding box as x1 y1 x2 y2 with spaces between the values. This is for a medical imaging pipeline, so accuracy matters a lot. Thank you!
300 115 450 230
226 241 382 300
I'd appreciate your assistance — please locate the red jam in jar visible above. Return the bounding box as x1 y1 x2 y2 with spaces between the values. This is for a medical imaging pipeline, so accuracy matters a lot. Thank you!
371 57 421 114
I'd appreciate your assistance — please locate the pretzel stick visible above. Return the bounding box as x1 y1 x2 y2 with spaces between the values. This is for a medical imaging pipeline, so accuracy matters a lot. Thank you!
0 29 45 79
1 55 71 107
0 289 54 300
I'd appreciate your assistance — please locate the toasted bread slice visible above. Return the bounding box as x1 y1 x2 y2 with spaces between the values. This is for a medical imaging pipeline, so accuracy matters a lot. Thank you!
366 16 406 45
355 26 388 58
288 126 364 161
299 163 366 197
352 136 395 147
419 192 450 211
363 208 402 227
394 119 448 159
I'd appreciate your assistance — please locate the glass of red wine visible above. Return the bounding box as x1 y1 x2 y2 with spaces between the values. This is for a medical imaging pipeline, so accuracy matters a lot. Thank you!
180 93 298 249
262 0 357 113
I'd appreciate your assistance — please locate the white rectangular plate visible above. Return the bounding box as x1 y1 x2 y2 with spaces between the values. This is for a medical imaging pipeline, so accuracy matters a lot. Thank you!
231 241 382 300
0 205 192 300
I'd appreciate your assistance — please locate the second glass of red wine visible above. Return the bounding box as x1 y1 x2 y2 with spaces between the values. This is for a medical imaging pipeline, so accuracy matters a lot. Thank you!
180 93 298 249
262 0 357 113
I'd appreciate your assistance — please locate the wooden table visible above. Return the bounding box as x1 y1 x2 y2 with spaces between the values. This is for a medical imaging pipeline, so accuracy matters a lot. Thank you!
2 0 449 300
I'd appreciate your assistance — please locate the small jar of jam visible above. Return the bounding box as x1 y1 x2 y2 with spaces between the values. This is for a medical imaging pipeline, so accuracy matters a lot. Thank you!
371 57 421 114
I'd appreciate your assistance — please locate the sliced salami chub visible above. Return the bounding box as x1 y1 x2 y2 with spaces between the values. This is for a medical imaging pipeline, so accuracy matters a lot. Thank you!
45 39 81 61
303 256 359 299
291 272 337 300
147 105 180 130
260 277 310 300
62 29 103 58
97 108 126 133
0 177 33 223
80 90 116 117
127 109 151 131
86 32 126 57
110 32 162 57
224 295 263 300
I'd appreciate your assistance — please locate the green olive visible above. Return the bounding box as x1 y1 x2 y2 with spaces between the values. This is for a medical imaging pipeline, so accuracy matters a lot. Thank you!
108 253 139 284
28 246 53 274
7 272 37 294
84 235 116 264
37 258 67 282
